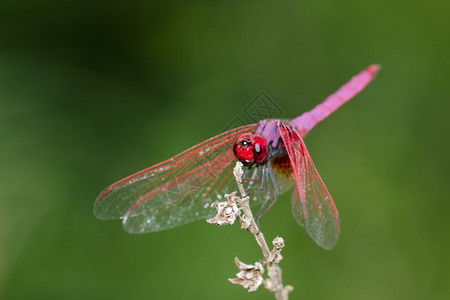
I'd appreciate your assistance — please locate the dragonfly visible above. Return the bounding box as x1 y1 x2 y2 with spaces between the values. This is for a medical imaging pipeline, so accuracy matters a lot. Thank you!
94 65 379 250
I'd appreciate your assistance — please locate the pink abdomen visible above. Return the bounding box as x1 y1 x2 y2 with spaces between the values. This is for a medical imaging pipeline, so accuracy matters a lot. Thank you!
290 65 379 136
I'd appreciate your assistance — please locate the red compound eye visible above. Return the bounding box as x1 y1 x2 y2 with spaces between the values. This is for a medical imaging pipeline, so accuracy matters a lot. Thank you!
233 134 254 165
252 135 268 164
233 134 268 166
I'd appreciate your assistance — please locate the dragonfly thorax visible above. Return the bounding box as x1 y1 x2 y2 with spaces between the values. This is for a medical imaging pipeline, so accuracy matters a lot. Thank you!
233 133 268 167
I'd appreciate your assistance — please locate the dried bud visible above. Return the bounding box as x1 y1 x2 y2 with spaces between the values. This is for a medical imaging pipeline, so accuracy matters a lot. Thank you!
272 236 285 250
267 236 285 264
206 192 240 226
229 257 264 292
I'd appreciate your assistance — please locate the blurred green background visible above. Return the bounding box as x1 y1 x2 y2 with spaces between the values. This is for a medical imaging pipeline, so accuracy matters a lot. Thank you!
1 0 449 299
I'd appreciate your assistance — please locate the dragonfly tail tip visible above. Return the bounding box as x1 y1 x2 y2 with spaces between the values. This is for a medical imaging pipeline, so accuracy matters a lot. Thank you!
366 64 381 77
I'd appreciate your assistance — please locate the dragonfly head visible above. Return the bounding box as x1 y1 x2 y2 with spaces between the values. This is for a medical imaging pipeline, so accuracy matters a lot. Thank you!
233 133 268 167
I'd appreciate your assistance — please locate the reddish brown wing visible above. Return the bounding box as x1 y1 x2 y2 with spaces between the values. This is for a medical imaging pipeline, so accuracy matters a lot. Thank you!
278 122 340 249
94 124 258 233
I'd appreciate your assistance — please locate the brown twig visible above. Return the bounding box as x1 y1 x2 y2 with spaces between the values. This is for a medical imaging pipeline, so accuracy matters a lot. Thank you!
207 162 293 300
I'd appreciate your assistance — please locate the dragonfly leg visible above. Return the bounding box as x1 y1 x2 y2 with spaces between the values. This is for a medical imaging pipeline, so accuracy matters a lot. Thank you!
255 164 272 225
243 167 251 178
245 167 260 184
247 165 268 194
260 164 279 218
245 167 264 194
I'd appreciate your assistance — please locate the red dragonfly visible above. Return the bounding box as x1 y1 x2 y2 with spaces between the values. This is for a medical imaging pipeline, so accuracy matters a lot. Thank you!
95 65 379 249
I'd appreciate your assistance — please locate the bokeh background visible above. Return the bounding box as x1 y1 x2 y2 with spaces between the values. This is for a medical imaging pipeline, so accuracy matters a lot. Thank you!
1 1 449 299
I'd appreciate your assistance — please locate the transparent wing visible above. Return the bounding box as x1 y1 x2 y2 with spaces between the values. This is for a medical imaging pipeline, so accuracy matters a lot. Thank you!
94 124 258 233
278 122 340 249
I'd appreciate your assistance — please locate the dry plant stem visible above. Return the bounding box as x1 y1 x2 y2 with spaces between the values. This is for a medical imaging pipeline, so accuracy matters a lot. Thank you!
232 162 293 300
233 165 271 258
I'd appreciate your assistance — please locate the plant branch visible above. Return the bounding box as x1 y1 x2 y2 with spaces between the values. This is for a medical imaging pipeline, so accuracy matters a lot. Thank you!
207 162 293 300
